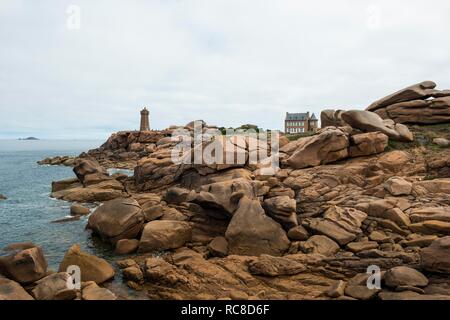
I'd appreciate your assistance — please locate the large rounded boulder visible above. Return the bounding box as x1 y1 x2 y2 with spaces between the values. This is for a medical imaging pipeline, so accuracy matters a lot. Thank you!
87 197 145 244
138 221 192 253
59 244 115 284
225 197 290 256
421 236 450 274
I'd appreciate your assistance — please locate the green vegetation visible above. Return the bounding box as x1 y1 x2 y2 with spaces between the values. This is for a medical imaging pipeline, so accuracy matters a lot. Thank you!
286 132 315 141
387 123 450 151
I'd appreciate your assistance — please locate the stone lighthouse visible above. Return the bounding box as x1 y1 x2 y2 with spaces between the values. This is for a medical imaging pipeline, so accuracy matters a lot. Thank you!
140 107 150 131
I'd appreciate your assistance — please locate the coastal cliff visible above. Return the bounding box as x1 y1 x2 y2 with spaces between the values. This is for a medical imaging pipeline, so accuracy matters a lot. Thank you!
2 81 450 300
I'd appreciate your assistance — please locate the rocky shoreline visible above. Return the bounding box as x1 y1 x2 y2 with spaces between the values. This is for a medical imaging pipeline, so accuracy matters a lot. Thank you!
1 81 450 300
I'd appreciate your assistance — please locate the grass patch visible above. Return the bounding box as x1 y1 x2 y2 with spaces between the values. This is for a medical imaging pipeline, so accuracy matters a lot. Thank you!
286 132 315 141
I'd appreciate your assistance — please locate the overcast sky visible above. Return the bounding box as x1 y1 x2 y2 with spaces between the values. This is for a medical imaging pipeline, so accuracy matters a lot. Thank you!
1 0 450 139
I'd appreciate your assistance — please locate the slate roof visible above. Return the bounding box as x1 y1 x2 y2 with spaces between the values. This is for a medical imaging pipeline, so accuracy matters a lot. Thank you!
310 113 318 120
285 113 308 120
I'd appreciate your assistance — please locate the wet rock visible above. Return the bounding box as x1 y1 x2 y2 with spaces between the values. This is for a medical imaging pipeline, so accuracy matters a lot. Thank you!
70 203 90 216
114 239 139 255
225 197 290 256
87 198 145 244
139 220 192 253
0 244 48 284
59 244 115 284
0 194 6 200
51 216 81 223
51 177 80 193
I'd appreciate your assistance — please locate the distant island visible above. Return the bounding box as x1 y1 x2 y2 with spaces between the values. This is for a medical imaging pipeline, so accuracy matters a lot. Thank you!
18 137 39 140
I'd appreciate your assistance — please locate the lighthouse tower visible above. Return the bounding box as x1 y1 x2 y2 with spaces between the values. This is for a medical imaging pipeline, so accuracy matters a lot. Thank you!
140 107 150 131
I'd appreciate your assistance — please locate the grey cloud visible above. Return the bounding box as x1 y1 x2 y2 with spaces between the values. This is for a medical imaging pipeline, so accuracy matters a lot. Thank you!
1 0 450 139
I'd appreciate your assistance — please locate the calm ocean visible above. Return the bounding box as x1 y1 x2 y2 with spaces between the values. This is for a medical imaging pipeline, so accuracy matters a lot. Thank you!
0 139 115 269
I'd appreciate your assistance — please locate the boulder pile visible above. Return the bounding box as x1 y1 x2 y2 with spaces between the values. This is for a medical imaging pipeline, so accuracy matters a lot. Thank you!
26 93 450 300
366 81 450 124
50 159 126 202
0 243 117 300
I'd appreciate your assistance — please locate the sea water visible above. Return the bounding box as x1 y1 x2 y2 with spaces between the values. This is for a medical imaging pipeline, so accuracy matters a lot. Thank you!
0 139 109 267
0 139 148 298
